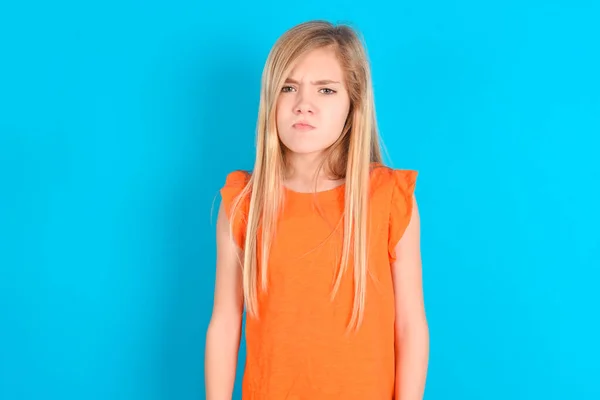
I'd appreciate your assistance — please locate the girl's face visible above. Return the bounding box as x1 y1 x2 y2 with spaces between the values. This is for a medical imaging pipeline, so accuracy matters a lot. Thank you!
276 47 351 157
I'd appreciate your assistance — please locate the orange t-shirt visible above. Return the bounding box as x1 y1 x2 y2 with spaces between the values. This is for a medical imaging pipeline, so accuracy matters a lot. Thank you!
219 164 418 400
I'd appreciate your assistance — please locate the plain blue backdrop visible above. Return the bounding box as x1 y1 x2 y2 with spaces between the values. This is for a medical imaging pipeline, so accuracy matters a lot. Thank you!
1 1 599 399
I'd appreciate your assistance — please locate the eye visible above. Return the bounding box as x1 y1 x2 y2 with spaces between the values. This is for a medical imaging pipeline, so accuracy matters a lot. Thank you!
281 86 296 93
319 88 336 95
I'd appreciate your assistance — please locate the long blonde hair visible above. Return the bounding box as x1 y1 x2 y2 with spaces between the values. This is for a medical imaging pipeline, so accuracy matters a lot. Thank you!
230 20 383 331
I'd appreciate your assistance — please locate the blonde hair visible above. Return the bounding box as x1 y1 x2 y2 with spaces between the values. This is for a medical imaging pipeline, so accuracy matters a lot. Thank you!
230 20 383 331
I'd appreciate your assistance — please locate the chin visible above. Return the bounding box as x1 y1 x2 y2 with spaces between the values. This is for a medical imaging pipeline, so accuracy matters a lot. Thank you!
279 131 335 156
282 143 325 155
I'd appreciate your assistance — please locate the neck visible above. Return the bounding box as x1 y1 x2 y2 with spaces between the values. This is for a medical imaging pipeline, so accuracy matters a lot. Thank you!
283 151 343 192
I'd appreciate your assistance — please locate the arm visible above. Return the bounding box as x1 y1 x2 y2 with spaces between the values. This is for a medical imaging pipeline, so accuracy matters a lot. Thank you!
392 194 430 400
205 201 245 400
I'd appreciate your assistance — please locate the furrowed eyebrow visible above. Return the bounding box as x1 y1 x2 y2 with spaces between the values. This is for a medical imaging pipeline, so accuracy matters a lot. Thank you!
284 78 341 85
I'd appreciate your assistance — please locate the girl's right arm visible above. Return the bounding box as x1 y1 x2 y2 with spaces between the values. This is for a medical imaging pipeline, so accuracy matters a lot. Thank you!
205 202 244 400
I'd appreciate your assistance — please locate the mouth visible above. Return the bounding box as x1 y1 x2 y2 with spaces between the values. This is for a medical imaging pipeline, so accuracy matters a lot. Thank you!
292 122 315 130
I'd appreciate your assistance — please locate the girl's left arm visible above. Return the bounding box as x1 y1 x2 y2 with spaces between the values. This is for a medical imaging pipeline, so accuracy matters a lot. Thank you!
392 194 430 400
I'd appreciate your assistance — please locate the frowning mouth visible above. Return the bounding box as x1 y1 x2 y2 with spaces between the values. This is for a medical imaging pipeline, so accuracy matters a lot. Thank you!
292 122 315 130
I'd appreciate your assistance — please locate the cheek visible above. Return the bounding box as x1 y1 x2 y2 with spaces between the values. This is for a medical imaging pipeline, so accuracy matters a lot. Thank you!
325 101 350 130
275 97 292 125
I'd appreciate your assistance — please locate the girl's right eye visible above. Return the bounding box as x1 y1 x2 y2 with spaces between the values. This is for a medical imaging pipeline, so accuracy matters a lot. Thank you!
281 86 296 93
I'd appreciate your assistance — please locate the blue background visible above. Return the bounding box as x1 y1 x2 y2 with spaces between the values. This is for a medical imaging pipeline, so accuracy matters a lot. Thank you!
1 1 599 399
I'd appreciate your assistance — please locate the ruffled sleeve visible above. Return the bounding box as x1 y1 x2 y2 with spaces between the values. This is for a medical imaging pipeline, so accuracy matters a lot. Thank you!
219 170 251 248
388 169 418 261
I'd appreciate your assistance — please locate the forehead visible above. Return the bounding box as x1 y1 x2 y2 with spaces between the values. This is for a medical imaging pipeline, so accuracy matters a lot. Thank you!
287 47 344 80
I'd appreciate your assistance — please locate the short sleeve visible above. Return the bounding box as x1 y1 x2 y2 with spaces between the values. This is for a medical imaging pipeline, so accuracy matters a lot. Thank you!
219 170 251 248
388 169 418 262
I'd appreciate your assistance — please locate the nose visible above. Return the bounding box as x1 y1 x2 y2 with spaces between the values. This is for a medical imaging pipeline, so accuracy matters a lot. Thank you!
293 91 314 115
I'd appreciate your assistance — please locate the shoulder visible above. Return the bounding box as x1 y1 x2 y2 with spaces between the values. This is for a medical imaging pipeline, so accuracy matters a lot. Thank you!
370 163 418 197
223 169 252 187
220 169 252 213
218 170 252 248
370 164 419 260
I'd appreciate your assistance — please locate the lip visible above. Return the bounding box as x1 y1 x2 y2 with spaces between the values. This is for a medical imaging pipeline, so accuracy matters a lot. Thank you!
292 122 315 130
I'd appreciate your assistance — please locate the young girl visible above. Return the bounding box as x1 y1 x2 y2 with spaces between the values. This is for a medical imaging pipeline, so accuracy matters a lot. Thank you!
205 20 429 400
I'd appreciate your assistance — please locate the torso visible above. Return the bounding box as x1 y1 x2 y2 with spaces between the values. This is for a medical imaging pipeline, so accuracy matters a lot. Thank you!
238 165 407 400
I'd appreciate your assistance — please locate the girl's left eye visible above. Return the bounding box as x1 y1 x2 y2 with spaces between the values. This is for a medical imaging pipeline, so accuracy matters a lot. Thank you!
319 88 336 95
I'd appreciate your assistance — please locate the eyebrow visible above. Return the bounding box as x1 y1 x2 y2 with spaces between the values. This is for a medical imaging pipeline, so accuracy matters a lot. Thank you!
284 78 341 85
